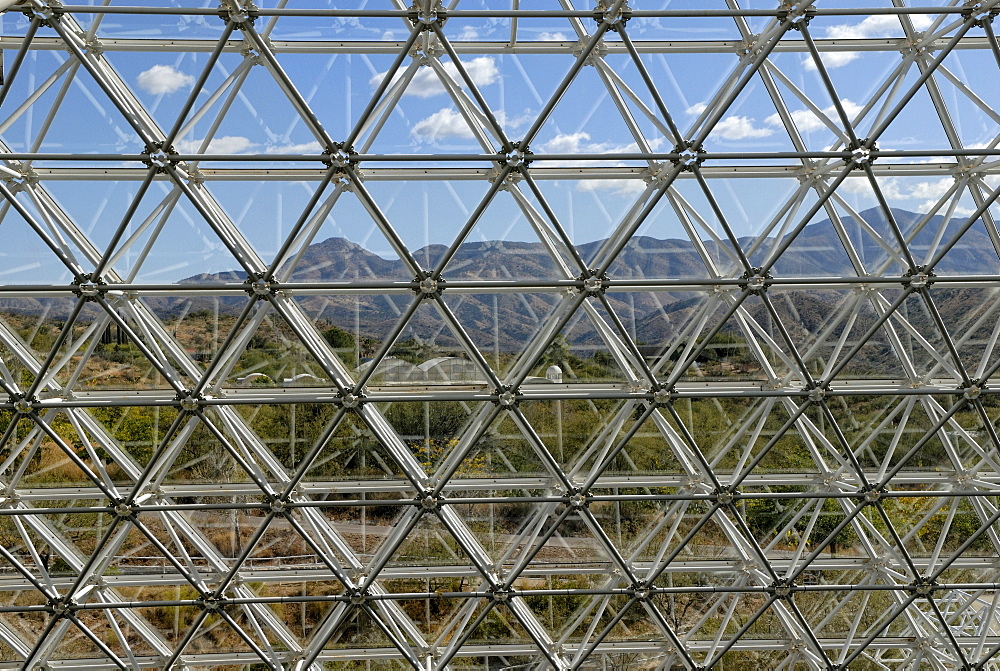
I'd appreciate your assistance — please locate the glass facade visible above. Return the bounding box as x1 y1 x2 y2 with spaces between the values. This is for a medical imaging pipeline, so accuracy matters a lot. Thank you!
1 1 1000 668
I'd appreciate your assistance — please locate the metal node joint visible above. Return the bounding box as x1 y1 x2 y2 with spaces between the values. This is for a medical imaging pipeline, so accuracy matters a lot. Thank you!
217 2 258 26
10 393 35 415
962 2 1000 27
771 578 795 600
142 142 178 174
407 2 447 30
579 269 608 296
498 142 532 169
631 581 652 601
847 139 877 170
858 485 886 505
740 268 771 295
593 1 632 32
651 385 673 406
177 391 203 413
566 489 590 510
671 141 705 172
777 4 816 31
494 385 521 408
807 384 828 403
323 143 358 170
713 486 739 506
338 390 364 409
490 586 513 603
268 496 289 516
47 597 76 618
963 381 985 401
112 500 135 519
72 274 107 301
903 266 935 291
22 3 63 27
348 587 370 606
416 491 442 511
910 576 937 597
198 594 225 611
245 274 278 300
415 271 445 298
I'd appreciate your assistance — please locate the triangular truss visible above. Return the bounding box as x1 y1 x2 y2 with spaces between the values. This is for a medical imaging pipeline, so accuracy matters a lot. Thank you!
2 0 1000 668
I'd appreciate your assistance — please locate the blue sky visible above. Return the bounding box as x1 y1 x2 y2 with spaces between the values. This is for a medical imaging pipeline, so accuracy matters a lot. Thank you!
1 1 998 283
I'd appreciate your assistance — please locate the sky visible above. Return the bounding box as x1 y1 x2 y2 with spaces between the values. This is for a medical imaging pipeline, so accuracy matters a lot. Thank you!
0 1 998 283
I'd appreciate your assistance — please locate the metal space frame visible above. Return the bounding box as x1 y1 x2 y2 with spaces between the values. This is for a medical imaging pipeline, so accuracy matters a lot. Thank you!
1 0 1000 669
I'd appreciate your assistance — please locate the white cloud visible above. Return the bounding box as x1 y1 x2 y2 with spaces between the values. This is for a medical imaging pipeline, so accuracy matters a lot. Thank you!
536 132 662 194
411 108 476 142
538 31 568 41
457 25 479 40
713 115 774 140
840 176 961 213
136 65 195 95
806 15 933 70
765 99 863 133
686 102 707 115
370 56 499 98
270 141 323 154
175 135 255 154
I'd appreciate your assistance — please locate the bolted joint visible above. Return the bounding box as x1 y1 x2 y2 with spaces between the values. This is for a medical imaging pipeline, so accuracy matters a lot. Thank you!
593 1 632 32
630 581 652 601
771 578 795 599
416 490 442 511
72 274 107 301
777 5 816 31
322 142 358 169
671 141 705 172
579 269 608 296
566 489 589 510
807 384 828 403
244 274 277 300
268 496 289 516
909 576 937 597
489 586 513 603
198 594 224 611
142 142 178 174
858 485 886 505
498 141 532 169
847 138 877 170
112 500 135 519
740 267 771 295
713 486 739 506
23 4 63 28
651 385 673 406
963 381 985 401
493 385 520 408
176 391 203 413
338 390 364 410
406 3 448 31
962 3 999 27
10 393 35 415
348 588 370 606
217 2 258 26
414 270 445 298
903 266 934 291
47 597 75 617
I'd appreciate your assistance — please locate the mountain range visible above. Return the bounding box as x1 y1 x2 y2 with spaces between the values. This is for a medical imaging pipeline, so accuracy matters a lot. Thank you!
171 207 999 355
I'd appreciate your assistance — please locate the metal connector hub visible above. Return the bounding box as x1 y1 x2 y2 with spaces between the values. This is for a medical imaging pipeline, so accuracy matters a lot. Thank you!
339 392 362 409
672 142 705 172
651 386 672 406
178 393 201 412
848 139 877 169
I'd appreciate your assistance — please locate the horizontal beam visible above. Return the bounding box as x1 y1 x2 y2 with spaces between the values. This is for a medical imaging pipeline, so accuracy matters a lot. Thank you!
10 163 996 183
1 35 998 55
